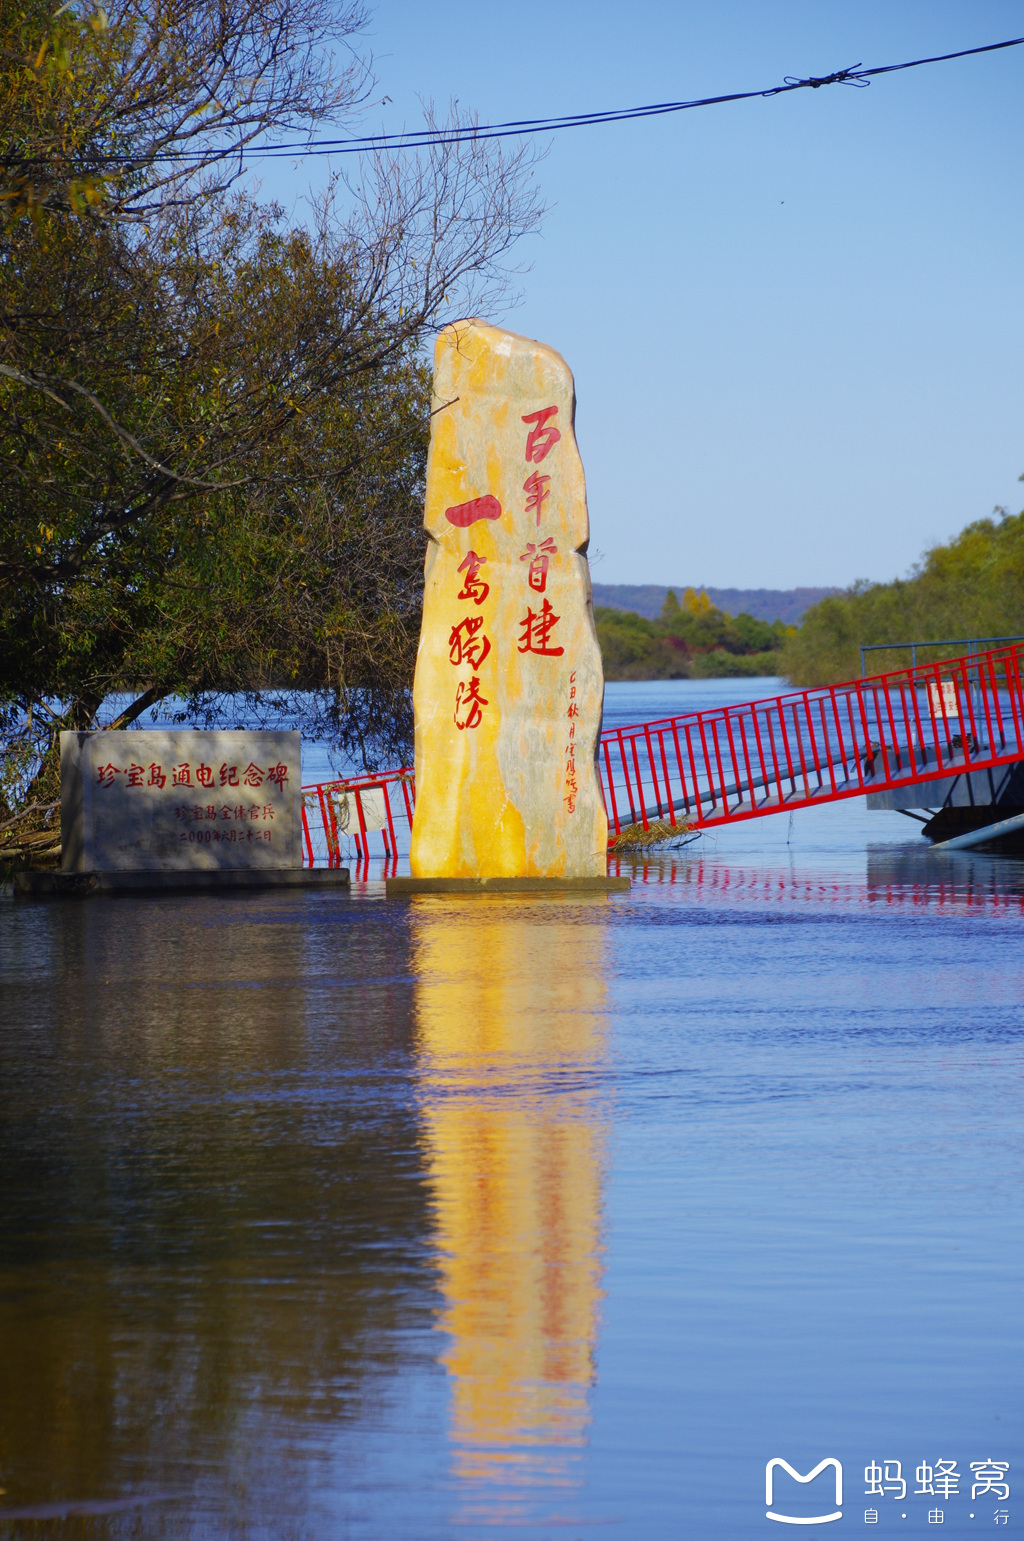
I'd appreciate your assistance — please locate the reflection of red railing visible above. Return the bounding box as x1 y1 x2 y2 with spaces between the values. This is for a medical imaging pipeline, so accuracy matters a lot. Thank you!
610 855 1024 913
301 642 1024 865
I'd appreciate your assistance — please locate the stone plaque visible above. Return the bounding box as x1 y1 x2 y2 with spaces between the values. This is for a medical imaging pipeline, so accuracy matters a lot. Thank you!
409 320 607 878
61 730 301 872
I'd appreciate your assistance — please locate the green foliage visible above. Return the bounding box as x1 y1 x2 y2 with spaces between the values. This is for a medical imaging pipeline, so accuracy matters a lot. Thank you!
595 587 792 680
593 607 686 680
779 510 1024 685
0 0 543 849
688 648 787 679
1 197 432 772
1 0 115 222
1 0 364 225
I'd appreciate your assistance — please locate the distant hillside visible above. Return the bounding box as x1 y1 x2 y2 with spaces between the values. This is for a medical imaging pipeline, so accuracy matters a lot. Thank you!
591 584 839 625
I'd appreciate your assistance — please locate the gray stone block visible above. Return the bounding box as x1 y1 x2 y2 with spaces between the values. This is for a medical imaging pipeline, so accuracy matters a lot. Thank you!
61 731 301 871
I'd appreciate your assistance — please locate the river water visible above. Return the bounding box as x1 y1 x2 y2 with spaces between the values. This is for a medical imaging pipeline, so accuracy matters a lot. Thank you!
1 680 1021 1537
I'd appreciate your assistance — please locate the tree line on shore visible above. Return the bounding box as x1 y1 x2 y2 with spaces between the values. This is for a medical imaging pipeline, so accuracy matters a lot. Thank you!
598 508 1024 686
595 588 792 680
778 508 1024 684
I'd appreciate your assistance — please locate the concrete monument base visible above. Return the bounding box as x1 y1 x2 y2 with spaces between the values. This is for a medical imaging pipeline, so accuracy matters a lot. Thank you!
14 868 350 899
386 875 629 896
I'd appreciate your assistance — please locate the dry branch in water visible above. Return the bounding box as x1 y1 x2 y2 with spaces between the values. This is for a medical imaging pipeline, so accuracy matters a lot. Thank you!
610 819 697 851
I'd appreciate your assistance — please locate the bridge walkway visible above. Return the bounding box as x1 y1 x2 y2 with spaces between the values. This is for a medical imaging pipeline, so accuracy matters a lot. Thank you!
301 641 1024 866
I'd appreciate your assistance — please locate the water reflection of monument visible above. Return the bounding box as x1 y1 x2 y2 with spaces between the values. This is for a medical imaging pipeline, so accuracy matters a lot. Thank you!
412 898 609 1514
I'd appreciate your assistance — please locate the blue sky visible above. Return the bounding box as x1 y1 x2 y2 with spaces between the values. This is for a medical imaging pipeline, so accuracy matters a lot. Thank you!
260 2 1024 590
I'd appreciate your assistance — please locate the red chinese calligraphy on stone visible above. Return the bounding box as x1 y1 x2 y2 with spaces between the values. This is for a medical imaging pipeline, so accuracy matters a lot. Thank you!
445 494 502 528
126 762 146 787
564 669 579 810
523 472 551 527
148 763 166 788
96 763 120 788
564 761 578 811
520 537 558 592
173 763 191 786
454 676 488 730
522 405 561 463
219 763 238 787
448 614 491 668
196 763 214 788
243 763 264 788
266 763 289 788
457 549 490 605
517 597 564 657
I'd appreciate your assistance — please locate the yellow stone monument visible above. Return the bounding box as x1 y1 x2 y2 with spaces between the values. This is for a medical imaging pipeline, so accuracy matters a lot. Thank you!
407 320 611 882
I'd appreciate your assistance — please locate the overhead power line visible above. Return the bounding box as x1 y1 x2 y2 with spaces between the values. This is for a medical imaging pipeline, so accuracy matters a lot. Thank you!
5 34 1023 167
173 34 1024 163
244 34 1024 161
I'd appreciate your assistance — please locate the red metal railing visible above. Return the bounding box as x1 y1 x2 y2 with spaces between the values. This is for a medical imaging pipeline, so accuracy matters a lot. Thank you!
301 768 414 871
301 641 1024 864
